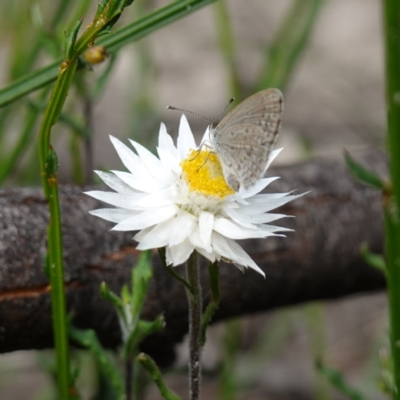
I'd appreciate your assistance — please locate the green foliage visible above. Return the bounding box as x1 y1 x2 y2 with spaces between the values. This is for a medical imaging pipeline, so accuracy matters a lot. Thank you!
0 1 360 399
0 0 219 107
256 0 325 91
101 251 165 359
69 326 124 399
316 360 368 400
360 243 386 272
64 19 83 60
344 150 387 191
137 353 182 400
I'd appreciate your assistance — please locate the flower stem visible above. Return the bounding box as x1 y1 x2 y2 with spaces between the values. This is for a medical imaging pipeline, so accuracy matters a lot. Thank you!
125 359 133 400
185 252 202 400
383 0 400 397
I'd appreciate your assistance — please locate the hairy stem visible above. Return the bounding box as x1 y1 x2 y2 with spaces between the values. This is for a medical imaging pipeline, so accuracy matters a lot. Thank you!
185 252 202 400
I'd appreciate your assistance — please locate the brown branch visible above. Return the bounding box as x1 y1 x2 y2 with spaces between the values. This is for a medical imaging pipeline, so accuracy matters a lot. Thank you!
0 152 385 366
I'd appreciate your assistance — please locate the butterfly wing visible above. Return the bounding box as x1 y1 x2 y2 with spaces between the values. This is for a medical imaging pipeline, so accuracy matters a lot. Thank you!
218 88 283 131
213 124 276 191
212 89 283 191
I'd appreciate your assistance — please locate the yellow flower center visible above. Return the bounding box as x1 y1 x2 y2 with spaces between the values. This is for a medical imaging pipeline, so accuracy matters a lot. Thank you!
180 149 234 199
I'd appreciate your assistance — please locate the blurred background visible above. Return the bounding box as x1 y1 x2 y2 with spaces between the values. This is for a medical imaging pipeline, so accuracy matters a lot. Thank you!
0 0 387 399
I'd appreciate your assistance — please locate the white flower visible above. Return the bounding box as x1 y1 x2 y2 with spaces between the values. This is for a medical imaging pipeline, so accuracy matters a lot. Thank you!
85 115 303 277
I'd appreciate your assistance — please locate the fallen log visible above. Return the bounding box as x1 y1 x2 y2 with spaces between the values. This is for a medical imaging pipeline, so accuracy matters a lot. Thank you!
0 152 385 366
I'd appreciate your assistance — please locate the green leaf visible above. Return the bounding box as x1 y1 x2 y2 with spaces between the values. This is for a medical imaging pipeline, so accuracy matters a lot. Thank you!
65 19 83 60
124 316 165 358
344 150 386 190
121 284 131 305
137 353 182 400
69 325 124 398
107 0 126 18
100 281 124 317
129 250 153 329
360 243 386 272
316 360 368 400
0 0 218 107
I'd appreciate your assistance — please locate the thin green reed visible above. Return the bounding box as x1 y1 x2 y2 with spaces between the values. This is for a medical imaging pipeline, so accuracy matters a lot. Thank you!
256 0 324 92
213 0 241 101
37 2 140 397
0 0 218 108
33 1 219 398
383 0 400 398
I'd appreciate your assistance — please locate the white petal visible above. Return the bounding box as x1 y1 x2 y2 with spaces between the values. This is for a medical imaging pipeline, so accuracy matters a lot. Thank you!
224 237 265 276
240 193 305 215
189 226 213 253
169 239 195 266
258 224 292 233
85 190 145 210
265 148 283 171
195 247 216 263
134 226 152 241
210 232 250 272
247 193 290 203
239 177 280 199
112 205 179 231
129 139 171 182
168 210 197 246
158 123 177 158
157 147 181 174
198 211 214 247
248 213 288 224
214 217 272 239
222 207 257 229
177 114 197 160
200 126 212 148
94 171 138 194
136 218 175 249
133 186 178 208
110 135 143 175
89 208 137 223
112 170 161 193
211 232 264 276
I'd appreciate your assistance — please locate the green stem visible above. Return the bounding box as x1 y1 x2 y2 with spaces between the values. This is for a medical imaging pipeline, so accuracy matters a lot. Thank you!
385 207 400 398
383 0 400 397
201 262 220 346
125 359 133 400
39 62 78 194
37 46 79 400
47 175 71 400
137 353 181 400
213 0 241 100
383 0 400 214
256 0 324 91
38 62 78 400
0 0 218 107
185 252 202 400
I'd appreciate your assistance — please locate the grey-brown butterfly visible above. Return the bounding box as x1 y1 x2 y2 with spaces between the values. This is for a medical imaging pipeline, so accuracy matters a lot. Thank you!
209 88 283 192
168 88 283 192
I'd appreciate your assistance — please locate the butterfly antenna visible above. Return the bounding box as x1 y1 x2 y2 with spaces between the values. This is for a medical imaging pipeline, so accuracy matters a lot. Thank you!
167 105 212 123
220 97 235 119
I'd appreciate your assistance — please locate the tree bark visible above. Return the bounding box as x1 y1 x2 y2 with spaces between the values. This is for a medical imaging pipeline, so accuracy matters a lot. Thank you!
0 152 385 366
